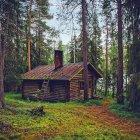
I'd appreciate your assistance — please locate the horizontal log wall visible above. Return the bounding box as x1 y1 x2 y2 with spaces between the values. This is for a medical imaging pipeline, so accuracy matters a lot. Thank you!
70 69 95 101
22 80 69 102
44 81 69 102
22 80 42 100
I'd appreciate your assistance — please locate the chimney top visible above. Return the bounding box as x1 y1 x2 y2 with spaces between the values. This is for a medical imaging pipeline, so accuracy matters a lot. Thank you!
54 50 63 69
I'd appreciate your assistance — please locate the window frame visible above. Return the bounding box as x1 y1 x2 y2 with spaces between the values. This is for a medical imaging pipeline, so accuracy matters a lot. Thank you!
79 80 92 90
79 81 84 90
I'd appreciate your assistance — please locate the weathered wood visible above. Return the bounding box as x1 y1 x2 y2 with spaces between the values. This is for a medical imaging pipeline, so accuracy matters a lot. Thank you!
69 69 95 101
22 80 42 100
41 81 67 102
22 65 98 102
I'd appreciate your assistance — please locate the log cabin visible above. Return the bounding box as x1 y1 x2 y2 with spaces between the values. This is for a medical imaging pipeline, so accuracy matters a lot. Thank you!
21 50 102 102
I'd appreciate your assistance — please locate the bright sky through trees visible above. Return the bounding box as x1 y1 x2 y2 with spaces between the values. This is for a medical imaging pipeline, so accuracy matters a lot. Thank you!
48 0 80 45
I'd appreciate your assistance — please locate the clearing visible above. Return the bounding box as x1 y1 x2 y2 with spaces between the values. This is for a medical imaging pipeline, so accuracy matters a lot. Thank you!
0 93 140 140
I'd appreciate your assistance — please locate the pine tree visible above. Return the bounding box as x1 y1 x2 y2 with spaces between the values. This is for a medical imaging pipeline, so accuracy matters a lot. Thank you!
125 0 140 111
2 0 58 93
0 0 17 107
89 9 102 68
102 0 112 96
117 0 124 104
88 7 102 95
82 0 89 100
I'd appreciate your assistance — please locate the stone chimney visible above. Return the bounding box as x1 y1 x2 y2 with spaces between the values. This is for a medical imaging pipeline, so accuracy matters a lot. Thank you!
54 50 63 69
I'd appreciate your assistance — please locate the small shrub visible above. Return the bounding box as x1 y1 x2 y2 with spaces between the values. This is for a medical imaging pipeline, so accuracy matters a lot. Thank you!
29 106 45 116
80 99 102 106
9 133 22 140
0 135 8 140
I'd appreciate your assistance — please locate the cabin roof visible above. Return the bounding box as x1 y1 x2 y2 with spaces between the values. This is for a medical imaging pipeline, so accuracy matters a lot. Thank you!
22 62 102 80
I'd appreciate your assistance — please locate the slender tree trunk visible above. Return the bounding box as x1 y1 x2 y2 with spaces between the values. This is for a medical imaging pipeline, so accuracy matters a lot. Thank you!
38 26 41 64
82 0 88 100
105 23 109 96
0 1 4 108
0 34 5 108
38 7 41 65
27 0 32 71
94 29 97 95
105 23 108 96
125 74 128 93
117 0 124 104
16 4 20 51
74 35 76 63
112 84 115 98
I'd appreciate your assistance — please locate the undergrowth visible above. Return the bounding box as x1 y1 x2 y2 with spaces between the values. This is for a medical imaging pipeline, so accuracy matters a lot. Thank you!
78 99 102 106
0 92 139 140
109 103 140 123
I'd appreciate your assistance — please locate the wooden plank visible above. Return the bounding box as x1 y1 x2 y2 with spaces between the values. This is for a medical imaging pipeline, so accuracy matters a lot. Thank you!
69 68 95 101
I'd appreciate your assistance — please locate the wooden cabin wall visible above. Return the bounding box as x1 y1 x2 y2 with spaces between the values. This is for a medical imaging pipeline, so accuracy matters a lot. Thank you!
70 69 95 101
45 81 70 102
22 80 43 99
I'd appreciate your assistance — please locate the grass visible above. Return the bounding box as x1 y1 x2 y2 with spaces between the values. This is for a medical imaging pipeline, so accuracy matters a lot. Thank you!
109 102 140 123
0 92 140 140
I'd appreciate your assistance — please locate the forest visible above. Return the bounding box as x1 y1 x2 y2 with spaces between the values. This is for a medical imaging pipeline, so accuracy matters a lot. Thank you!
0 0 140 139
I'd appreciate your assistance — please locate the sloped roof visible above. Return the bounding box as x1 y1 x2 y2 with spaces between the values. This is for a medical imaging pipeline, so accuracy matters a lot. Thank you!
22 62 102 80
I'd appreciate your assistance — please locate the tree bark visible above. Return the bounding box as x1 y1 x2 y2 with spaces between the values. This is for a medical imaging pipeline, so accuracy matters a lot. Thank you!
82 0 88 100
27 0 32 71
117 0 124 104
0 0 10 108
105 23 109 96
0 34 5 108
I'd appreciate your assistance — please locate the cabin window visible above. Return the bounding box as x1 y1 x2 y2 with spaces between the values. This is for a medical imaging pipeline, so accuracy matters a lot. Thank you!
80 81 84 90
50 83 54 92
79 81 92 90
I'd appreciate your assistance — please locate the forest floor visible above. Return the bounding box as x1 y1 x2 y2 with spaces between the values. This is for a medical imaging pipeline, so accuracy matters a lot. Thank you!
0 93 140 140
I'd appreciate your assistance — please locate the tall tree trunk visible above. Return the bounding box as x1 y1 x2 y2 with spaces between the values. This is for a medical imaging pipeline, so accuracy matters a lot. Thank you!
16 3 20 50
128 0 140 111
105 23 109 96
82 0 88 100
38 26 41 65
27 0 32 71
0 0 10 107
0 34 5 108
0 1 4 108
117 0 124 104
94 29 97 95
38 7 41 65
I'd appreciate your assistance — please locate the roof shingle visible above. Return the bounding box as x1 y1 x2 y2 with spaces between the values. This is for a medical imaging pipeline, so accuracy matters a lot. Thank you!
22 62 102 80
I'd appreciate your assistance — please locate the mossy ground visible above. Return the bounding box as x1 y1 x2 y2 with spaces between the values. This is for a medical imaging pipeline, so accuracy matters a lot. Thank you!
109 103 140 123
0 93 140 140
